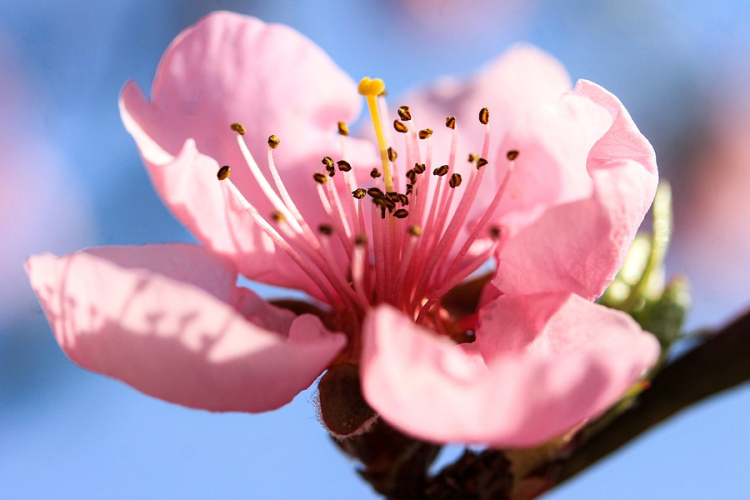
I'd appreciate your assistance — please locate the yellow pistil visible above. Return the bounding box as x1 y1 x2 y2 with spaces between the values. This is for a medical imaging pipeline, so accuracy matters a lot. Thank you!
358 77 393 193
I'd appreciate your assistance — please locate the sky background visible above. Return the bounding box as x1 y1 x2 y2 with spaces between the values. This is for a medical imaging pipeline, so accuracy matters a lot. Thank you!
1 1 749 498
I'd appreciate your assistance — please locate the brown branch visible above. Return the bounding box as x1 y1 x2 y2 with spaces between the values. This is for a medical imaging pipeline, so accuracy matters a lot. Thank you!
555 307 750 484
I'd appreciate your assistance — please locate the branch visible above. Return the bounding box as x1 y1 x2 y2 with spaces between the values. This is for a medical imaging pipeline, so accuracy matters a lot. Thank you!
555 307 750 483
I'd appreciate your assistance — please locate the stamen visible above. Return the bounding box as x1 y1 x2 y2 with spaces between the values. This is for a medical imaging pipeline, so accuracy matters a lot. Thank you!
267 135 280 149
418 129 433 140
393 120 408 133
387 147 398 162
337 160 352 172
449 173 462 188
313 172 328 184
370 168 382 179
230 123 246 135
337 122 350 136
353 188 367 199
479 107 489 125
397 106 412 121
445 116 456 129
217 165 231 180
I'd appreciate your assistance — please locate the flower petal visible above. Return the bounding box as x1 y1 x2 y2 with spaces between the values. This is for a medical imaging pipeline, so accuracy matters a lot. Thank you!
120 11 377 294
26 244 346 412
361 299 658 447
495 80 658 300
400 45 575 227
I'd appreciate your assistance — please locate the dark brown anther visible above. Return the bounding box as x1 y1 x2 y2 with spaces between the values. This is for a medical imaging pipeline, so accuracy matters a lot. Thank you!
479 107 490 125
327 166 336 177
398 193 409 205
318 224 334 236
433 164 449 177
408 225 422 237
370 168 382 179
476 158 489 169
387 191 400 202
418 128 433 140
367 187 384 198
354 234 367 246
313 172 328 184
445 116 456 129
387 147 398 162
449 173 463 188
352 188 367 199
393 120 408 133
397 106 412 121
489 226 502 239
267 135 280 149
393 208 409 219
337 121 350 136
373 196 396 210
337 160 352 172
414 163 426 174
405 184 414 195
406 170 417 184
468 153 478 163
217 165 231 180
230 123 246 135
271 211 286 223
322 156 335 169
507 150 520 161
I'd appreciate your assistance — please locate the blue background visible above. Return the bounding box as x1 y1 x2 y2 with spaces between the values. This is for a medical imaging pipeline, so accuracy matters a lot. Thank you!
1 1 748 498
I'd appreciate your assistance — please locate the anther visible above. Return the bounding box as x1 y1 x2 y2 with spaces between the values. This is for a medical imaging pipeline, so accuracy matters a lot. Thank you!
322 156 335 169
414 163 426 174
271 211 286 223
352 188 367 199
370 168 382 179
398 194 409 205
489 226 502 239
318 224 334 236
445 116 456 129
326 166 336 177
405 184 414 195
449 173 463 188
433 164 449 177
217 165 231 180
268 135 280 149
337 160 352 172
394 209 409 219
408 225 422 237
313 172 328 184
406 170 417 184
387 191 400 202
337 122 350 136
479 107 490 125
507 150 520 161
418 128 433 140
230 123 246 135
476 158 488 169
468 153 479 163
354 234 368 246
394 120 408 133
397 106 412 121
387 147 398 162
367 187 384 198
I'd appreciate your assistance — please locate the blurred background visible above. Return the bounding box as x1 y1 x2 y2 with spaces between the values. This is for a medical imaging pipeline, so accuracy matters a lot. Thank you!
1 1 748 498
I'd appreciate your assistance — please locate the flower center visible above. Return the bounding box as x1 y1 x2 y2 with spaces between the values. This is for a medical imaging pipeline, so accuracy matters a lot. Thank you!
217 77 517 335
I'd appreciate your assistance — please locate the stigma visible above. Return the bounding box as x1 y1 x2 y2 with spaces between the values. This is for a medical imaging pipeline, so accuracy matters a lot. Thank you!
218 77 517 329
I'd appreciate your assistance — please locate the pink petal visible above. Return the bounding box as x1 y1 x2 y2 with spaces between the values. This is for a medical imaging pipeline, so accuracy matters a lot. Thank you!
120 12 377 294
361 300 658 447
400 45 575 229
495 80 658 300
26 244 346 412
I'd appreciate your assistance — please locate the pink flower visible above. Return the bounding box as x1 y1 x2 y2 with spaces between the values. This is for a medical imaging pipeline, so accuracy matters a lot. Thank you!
27 12 660 447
